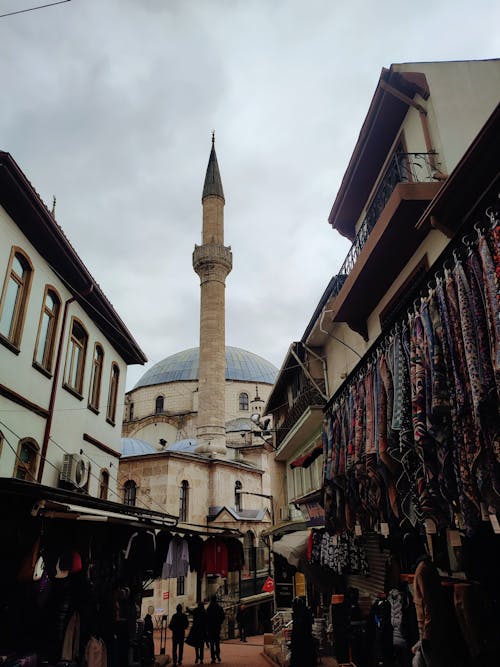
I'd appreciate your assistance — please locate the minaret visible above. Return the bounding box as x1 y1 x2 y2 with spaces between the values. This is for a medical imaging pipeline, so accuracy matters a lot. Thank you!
193 134 232 456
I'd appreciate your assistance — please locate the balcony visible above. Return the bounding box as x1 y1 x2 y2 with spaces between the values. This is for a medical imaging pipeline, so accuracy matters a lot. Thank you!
274 384 324 459
326 151 443 338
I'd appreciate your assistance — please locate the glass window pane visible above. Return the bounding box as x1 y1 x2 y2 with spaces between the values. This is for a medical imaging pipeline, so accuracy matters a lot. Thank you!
36 312 51 365
12 256 25 277
0 279 20 337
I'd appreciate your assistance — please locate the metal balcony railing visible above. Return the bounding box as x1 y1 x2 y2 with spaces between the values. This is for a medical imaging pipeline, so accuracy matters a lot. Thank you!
275 383 325 448
328 151 439 299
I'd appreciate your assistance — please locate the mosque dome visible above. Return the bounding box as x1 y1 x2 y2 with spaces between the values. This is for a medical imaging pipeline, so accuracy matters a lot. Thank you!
133 346 278 389
121 437 158 457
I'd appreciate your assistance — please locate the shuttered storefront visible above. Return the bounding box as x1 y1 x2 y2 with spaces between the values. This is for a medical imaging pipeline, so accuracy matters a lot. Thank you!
347 532 388 597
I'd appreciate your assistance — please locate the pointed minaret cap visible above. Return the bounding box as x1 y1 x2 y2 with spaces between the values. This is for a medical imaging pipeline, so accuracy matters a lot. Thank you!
202 131 225 202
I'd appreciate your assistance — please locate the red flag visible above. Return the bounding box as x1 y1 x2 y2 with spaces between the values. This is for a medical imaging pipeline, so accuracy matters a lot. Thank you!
261 576 274 593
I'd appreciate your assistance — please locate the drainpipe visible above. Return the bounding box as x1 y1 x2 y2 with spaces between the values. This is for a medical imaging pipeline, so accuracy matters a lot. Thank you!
37 284 93 482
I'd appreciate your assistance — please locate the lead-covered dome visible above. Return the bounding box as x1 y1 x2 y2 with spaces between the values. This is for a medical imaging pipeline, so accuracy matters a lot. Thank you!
134 346 278 389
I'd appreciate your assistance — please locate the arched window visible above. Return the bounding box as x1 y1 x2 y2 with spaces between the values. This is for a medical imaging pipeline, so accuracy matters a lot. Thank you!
99 469 109 500
243 531 256 574
14 438 39 481
235 480 242 512
34 286 60 372
0 248 33 347
124 480 137 506
106 363 120 424
129 402 134 420
64 318 88 395
155 395 164 414
88 344 104 411
179 480 189 522
239 392 249 411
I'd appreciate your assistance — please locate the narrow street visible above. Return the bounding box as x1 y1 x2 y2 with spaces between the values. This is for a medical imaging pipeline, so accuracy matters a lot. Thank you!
155 632 272 666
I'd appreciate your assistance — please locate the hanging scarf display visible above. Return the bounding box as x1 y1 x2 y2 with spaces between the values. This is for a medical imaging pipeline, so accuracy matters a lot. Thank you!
322 214 500 536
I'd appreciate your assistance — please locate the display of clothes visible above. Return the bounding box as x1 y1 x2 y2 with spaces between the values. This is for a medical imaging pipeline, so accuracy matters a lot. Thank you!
201 537 229 577
322 220 500 536
307 529 369 575
161 535 189 579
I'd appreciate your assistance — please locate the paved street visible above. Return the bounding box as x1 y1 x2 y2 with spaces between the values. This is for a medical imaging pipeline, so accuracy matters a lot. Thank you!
155 633 272 666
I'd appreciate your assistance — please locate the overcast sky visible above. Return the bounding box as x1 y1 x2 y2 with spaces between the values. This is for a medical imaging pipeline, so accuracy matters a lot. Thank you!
1 0 499 390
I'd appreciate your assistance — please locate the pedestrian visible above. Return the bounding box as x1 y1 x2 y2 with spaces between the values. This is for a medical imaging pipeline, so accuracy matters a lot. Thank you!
206 595 225 663
289 597 315 667
168 603 189 666
236 604 249 642
187 601 208 664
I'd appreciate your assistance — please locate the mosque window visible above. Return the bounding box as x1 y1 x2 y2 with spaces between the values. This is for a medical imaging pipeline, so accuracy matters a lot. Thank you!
34 286 60 373
99 469 109 500
235 480 242 511
14 438 39 481
239 392 249 411
88 344 104 411
0 247 33 349
155 395 164 414
176 576 185 596
243 531 256 575
106 363 120 425
124 480 137 506
64 318 88 396
179 480 189 522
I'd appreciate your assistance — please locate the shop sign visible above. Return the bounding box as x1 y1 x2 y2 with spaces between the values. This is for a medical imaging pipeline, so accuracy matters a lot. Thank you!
163 591 170 600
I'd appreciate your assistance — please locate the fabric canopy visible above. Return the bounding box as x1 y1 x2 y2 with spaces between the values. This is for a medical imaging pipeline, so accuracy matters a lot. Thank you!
272 530 310 567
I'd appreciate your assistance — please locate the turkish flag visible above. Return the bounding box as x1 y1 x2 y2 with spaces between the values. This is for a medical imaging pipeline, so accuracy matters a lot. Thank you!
261 576 274 593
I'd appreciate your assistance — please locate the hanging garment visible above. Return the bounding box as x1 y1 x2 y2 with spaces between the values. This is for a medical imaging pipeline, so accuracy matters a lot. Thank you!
61 611 80 662
200 537 228 577
124 530 156 578
226 537 245 571
154 530 172 578
162 535 189 579
85 636 107 667
187 534 204 572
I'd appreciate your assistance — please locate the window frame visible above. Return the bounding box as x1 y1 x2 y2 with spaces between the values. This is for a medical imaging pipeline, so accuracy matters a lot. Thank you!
99 469 110 500
63 317 88 398
14 438 39 481
106 362 120 425
33 285 61 375
179 480 189 522
123 479 137 506
88 343 104 413
0 247 34 352
155 395 164 414
239 392 249 411
176 575 185 596
235 480 242 512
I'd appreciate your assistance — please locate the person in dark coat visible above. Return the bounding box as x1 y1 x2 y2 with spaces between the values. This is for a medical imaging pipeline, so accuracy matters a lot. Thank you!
206 595 225 663
189 601 208 664
236 604 249 642
169 604 189 666
289 597 315 667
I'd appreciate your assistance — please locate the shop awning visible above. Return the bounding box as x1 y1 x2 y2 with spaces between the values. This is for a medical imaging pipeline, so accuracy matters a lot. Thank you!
272 530 310 567
0 478 178 530
290 443 323 469
238 592 274 608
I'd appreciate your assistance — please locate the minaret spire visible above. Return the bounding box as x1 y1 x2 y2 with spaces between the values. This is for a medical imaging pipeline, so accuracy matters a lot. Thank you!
202 132 224 202
193 135 233 456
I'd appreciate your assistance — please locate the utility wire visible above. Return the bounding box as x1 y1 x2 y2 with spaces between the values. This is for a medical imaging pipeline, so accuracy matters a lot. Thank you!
0 0 70 19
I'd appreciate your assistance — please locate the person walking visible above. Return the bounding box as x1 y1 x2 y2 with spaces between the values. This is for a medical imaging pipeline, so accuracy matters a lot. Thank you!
168 604 189 666
206 595 225 663
188 601 208 665
236 604 249 642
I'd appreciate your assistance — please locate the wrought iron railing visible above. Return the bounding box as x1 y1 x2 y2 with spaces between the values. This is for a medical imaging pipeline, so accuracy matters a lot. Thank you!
328 151 439 300
275 383 325 448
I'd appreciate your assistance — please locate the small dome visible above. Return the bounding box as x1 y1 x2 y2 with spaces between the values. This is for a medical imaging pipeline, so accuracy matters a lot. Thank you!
167 439 198 453
121 437 157 457
134 346 278 389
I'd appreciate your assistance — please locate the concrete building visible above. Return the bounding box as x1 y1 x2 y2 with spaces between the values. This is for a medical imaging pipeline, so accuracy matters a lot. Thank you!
264 60 500 613
0 150 146 499
119 139 280 623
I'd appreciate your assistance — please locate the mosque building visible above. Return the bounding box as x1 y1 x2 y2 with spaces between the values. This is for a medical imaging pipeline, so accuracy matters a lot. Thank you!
118 137 282 621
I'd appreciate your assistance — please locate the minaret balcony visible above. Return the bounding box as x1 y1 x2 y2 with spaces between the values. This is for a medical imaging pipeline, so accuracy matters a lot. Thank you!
193 243 233 275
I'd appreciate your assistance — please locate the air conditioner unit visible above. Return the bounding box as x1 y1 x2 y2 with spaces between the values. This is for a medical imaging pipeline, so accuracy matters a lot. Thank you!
279 506 290 521
60 453 89 489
